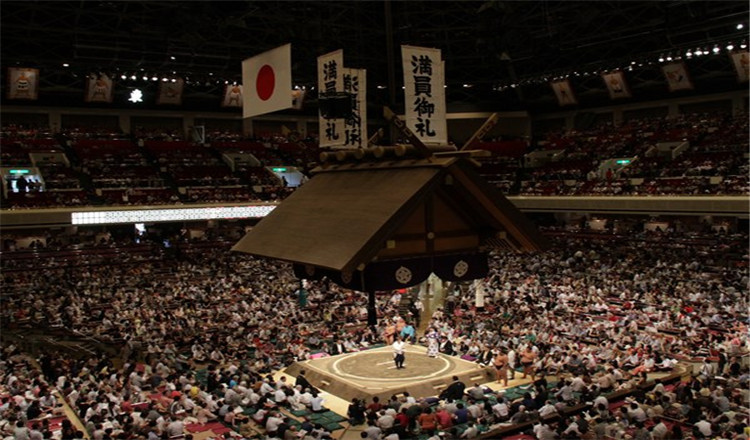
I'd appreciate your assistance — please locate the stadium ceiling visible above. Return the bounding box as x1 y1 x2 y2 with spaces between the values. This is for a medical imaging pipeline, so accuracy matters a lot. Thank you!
2 1 748 112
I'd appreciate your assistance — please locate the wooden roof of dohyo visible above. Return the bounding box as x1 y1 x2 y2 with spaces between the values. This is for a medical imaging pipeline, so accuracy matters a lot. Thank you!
231 153 548 274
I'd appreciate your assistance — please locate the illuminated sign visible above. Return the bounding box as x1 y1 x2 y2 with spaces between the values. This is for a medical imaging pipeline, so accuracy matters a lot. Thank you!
128 89 143 103
616 160 631 165
271 167 288 172
71 205 276 225
9 169 30 174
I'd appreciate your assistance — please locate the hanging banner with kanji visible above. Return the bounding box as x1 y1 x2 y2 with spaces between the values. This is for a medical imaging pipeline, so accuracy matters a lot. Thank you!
221 84 243 107
402 45 447 145
550 79 577 106
157 78 184 105
7 68 39 100
85 74 114 103
317 49 346 148
662 62 693 91
730 51 749 83
341 68 367 148
601 71 631 99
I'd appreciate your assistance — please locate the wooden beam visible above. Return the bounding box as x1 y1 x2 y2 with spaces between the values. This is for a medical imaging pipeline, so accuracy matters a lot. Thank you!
461 112 499 151
367 128 384 148
383 106 433 158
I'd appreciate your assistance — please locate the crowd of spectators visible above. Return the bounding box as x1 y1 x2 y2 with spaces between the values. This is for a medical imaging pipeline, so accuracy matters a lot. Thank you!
0 224 747 439
513 112 749 196
2 111 748 209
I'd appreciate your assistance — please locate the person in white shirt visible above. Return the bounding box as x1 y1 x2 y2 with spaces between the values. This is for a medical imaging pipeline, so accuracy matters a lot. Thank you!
310 392 325 413
393 337 406 369
460 422 479 438
265 412 284 435
533 423 556 440
492 401 510 421
538 401 558 418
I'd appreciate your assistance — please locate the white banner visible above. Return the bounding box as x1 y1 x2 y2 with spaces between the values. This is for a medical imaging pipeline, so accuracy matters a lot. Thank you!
730 51 749 83
221 84 243 107
318 49 346 148
341 68 367 148
157 78 184 105
550 79 577 106
601 71 631 99
402 45 447 145
662 62 693 91
85 74 114 103
291 89 306 110
241 44 292 117
7 68 39 100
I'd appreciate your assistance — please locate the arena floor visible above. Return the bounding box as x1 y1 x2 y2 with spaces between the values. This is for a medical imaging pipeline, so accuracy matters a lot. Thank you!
284 345 493 402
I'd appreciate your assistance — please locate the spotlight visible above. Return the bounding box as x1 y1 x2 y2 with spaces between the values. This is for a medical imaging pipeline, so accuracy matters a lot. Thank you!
738 23 744 30
666 56 673 61
170 56 176 60
142 76 148 81
62 63 70 67
162 77 168 82
741 43 748 49
659 56 665 62
726 44 734 51
171 79 177 83
694 49 702 56
712 46 720 54
121 74 127 80
685 50 692 57
131 75 136 80
151 76 158 81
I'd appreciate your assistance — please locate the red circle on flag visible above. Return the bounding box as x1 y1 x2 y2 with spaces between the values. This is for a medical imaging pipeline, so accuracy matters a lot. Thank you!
256 65 275 101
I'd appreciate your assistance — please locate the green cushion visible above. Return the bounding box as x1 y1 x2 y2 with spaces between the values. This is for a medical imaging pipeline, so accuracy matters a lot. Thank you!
323 422 343 431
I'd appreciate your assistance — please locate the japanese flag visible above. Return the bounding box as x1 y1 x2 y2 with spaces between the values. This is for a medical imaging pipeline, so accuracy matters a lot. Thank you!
242 44 292 118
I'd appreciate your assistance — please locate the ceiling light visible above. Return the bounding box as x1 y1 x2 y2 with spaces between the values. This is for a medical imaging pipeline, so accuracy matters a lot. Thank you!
712 46 720 54
121 74 127 80
685 50 692 57
666 56 673 61
130 75 137 80
659 56 665 62
726 44 734 51
171 79 177 83
694 49 702 56
170 56 176 60
62 63 70 67
376 85 386 89
738 23 744 30
142 76 148 81
741 43 748 49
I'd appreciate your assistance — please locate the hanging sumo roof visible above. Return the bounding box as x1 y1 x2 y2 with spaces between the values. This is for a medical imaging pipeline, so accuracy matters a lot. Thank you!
232 146 548 274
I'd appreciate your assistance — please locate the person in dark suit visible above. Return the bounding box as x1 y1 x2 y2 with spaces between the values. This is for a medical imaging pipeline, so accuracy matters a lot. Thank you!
440 337 455 355
330 340 346 355
440 376 466 400
295 370 317 393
